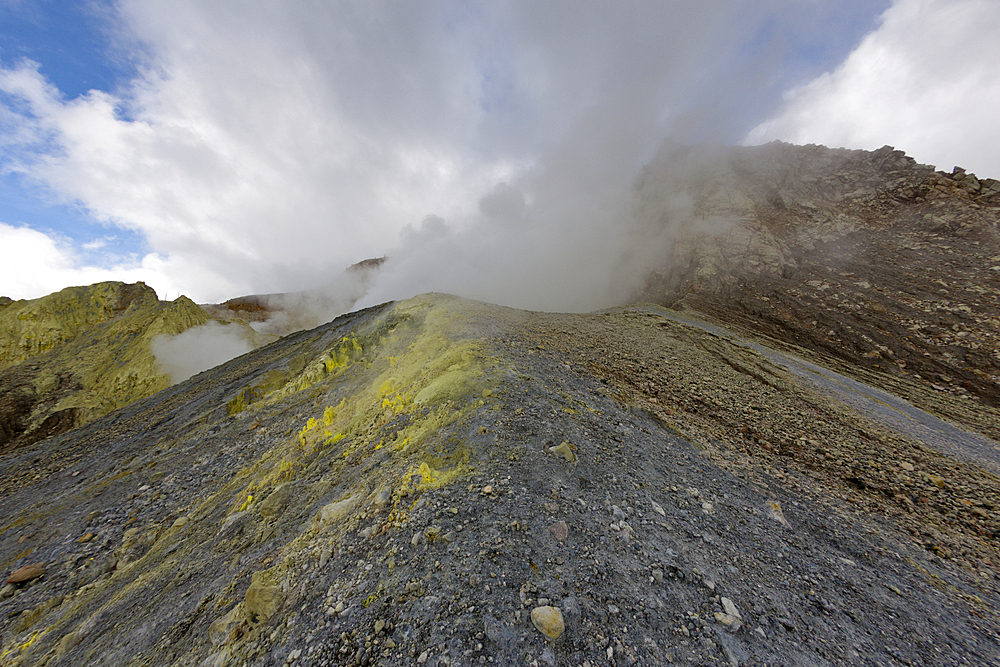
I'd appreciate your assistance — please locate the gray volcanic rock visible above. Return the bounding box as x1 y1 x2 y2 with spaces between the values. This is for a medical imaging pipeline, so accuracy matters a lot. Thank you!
1 293 997 666
635 141 1000 424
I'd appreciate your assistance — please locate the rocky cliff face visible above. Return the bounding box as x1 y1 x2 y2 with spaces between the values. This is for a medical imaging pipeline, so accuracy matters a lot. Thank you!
636 141 1000 426
0 282 266 453
1 293 997 666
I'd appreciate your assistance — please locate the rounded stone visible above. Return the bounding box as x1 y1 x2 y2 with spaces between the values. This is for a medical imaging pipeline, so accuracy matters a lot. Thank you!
531 605 565 640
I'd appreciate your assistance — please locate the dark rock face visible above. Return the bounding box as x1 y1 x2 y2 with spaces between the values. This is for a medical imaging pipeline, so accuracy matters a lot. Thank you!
0 367 36 447
0 363 84 450
634 141 1000 424
1 293 997 667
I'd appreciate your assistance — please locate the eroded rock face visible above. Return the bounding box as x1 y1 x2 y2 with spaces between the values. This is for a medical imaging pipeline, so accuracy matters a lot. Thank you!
0 282 160 369
635 141 1000 416
0 282 267 453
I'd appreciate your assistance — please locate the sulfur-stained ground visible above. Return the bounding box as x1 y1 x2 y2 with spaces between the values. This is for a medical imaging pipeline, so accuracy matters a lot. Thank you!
1 294 998 666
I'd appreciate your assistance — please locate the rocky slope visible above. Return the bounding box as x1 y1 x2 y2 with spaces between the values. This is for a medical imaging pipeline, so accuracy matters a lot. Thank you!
635 141 1000 434
1 293 997 666
0 282 267 453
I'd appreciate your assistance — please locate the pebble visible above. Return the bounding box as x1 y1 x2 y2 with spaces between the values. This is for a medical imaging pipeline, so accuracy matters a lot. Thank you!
767 501 791 527
417 649 429 663
549 520 568 542
548 442 577 463
7 562 45 584
531 606 565 640
561 596 581 626
777 616 796 630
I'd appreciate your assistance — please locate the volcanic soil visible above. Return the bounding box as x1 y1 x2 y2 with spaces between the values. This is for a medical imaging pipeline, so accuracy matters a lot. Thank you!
1 295 997 666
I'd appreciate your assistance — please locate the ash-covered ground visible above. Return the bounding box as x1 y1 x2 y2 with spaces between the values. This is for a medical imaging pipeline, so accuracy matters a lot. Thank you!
2 295 997 666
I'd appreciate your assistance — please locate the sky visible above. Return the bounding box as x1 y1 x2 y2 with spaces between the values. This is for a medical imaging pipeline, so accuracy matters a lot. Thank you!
1 0 998 310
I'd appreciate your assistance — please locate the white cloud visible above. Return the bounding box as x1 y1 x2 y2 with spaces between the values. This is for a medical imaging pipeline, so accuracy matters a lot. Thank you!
745 0 1000 178
0 221 235 301
0 1 908 309
81 238 109 251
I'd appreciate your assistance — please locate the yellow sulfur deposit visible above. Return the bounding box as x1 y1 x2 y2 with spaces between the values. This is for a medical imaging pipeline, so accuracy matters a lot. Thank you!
0 281 267 447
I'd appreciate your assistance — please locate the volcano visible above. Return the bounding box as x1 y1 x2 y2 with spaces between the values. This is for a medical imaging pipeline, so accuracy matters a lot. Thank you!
1 142 998 666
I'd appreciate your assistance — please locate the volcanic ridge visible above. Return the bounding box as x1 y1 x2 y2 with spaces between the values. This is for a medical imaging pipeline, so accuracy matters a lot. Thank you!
1 141 999 667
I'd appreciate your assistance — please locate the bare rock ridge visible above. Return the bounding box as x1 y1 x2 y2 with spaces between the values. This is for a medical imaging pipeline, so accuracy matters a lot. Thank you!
1 292 998 666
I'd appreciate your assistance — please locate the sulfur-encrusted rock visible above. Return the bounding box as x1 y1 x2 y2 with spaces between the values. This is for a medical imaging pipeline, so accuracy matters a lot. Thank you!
531 606 565 640
208 605 244 646
313 492 363 531
244 571 283 624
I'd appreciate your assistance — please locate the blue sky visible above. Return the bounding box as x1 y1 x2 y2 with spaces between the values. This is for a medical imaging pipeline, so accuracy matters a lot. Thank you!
0 0 148 274
1 0 998 306
0 1 133 98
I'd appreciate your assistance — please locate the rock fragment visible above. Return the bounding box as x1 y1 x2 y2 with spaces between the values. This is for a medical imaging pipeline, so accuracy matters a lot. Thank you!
715 596 743 631
313 492 362 530
7 562 45 584
767 500 791 527
530 606 565 640
208 606 243 646
549 520 568 542
548 441 577 463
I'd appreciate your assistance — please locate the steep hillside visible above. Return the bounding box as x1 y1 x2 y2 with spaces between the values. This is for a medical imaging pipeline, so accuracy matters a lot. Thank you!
1 294 997 666
0 282 267 452
636 141 1000 437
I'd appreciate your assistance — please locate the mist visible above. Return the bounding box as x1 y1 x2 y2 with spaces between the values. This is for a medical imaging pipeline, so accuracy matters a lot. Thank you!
247 265 381 335
151 321 254 384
